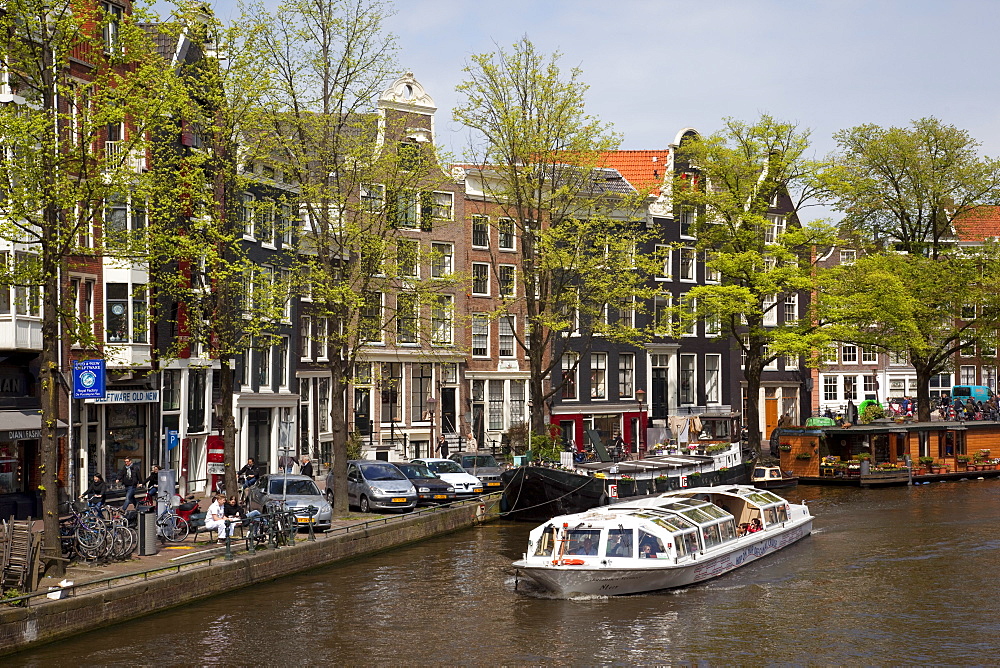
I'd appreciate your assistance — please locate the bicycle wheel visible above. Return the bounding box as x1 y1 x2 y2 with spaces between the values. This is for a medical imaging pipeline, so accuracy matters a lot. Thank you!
163 515 189 542
75 523 105 550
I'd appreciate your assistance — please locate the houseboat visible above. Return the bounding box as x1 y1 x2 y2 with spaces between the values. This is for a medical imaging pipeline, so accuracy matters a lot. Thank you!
512 485 813 597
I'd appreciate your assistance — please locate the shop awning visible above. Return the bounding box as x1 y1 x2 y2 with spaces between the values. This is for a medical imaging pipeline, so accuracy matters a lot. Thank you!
0 410 67 441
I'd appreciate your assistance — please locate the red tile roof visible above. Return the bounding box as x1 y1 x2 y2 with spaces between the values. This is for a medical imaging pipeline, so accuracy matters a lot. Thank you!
599 150 671 195
953 206 1000 242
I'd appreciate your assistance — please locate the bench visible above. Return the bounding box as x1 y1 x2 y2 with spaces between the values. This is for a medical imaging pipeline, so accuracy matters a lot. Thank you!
190 514 242 543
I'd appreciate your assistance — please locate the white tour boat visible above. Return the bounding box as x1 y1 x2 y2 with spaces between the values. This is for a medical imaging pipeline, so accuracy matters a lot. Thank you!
512 485 813 597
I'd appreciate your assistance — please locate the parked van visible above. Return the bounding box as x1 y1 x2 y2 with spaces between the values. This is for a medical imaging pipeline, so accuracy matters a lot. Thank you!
950 385 995 402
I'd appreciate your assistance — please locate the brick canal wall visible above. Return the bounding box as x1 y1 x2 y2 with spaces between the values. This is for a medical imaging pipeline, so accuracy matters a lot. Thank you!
1 500 499 656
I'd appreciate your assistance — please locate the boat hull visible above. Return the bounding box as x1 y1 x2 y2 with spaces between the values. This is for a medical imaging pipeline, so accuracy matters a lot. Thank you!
514 518 812 597
752 477 799 489
500 466 608 522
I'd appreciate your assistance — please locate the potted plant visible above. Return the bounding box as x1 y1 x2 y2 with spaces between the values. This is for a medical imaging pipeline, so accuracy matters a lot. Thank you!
957 455 970 470
654 475 669 492
778 443 793 452
617 475 635 497
795 452 813 460
917 456 933 475
856 452 873 462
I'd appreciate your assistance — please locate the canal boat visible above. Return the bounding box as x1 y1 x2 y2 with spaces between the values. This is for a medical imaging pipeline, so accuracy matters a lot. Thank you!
752 465 798 489
512 485 813 597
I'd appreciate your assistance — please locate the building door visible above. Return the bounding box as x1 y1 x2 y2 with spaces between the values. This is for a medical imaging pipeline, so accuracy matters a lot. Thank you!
247 408 271 472
765 397 779 439
651 368 668 419
441 387 456 435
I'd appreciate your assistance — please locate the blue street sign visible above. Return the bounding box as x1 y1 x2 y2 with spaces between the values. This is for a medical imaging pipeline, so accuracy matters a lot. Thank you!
72 359 106 400
166 429 179 451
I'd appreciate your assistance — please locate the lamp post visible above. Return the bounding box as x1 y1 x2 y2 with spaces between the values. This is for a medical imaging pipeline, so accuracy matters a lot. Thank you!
635 388 647 456
426 395 438 457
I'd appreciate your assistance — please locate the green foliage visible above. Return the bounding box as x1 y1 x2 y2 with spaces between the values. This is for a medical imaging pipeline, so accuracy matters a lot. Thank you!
528 432 564 462
346 431 364 462
859 403 886 424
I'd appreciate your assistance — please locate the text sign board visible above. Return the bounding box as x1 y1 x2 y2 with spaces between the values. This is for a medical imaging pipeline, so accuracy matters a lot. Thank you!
609 484 618 499
72 359 106 400
85 390 159 404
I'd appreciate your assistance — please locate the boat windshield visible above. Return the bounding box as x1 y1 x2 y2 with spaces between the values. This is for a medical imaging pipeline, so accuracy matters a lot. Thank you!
605 528 634 558
533 526 556 557
638 530 667 558
763 504 789 524
565 529 601 556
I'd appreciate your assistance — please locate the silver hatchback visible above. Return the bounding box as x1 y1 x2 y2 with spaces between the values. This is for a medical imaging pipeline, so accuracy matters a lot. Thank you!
325 460 417 513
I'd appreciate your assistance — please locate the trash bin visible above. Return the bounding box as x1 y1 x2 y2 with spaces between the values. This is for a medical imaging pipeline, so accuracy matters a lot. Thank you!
138 506 158 556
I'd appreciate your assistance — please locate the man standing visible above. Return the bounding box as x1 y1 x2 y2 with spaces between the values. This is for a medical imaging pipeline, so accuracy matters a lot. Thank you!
299 456 313 479
437 435 449 458
117 457 141 510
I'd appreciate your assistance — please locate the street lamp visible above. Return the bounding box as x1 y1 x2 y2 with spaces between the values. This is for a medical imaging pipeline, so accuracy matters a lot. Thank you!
426 395 438 457
635 388 647 456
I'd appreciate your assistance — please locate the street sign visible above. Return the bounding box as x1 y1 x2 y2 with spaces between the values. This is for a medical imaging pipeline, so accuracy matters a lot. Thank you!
166 429 179 451
72 359 106 400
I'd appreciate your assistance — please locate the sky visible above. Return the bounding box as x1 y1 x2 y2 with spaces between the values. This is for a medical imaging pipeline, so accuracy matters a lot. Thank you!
204 0 1000 188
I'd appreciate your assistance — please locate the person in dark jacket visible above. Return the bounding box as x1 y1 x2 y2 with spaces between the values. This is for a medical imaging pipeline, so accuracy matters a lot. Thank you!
299 456 313 479
84 473 107 511
116 457 141 510
238 458 259 488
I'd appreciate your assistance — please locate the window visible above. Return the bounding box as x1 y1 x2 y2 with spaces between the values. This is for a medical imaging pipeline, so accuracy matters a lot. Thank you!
680 295 696 336
105 283 146 343
101 2 123 53
655 245 671 280
618 353 634 399
361 183 385 213
961 339 976 357
962 304 977 320
762 294 778 326
431 243 453 277
783 354 799 371
705 354 721 403
277 336 289 388
241 342 253 386
472 315 490 357
472 215 489 248
499 316 515 357
653 295 671 335
498 218 515 250
396 293 418 344
984 366 997 392
396 190 419 228
242 193 255 238
679 354 696 404
705 309 721 337
380 362 402 423
765 214 786 243
961 365 976 385
783 294 797 323
840 249 857 265
890 350 908 366
498 265 515 297
590 353 607 399
256 341 271 388
361 292 382 343
390 238 418 279
472 263 490 295
843 375 857 401
257 200 276 246
162 370 181 411
510 380 525 425
618 296 635 329
431 192 453 220
679 248 696 281
823 375 838 402
864 375 878 394
489 380 504 430
412 363 433 420
928 373 951 398
561 354 577 400
705 251 720 282
861 347 878 364
318 378 330 431
299 316 311 359
841 344 858 364
432 295 453 344
679 206 696 236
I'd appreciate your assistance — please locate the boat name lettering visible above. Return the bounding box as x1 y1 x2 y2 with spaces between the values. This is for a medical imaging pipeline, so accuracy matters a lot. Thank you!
734 538 778 566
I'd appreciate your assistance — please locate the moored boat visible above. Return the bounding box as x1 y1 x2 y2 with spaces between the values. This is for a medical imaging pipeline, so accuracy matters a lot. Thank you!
752 465 798 489
512 485 813 597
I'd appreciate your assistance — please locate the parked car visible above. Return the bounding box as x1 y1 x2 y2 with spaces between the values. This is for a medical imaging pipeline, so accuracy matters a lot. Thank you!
395 463 456 505
244 474 333 529
410 458 484 498
324 460 417 513
448 452 505 490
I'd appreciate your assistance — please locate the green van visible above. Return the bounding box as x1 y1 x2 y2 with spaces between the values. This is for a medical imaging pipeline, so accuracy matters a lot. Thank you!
950 385 995 402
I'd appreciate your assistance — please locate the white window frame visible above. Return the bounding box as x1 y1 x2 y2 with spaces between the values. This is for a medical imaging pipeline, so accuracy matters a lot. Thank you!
679 353 696 405
299 316 312 360
618 353 634 399
471 262 490 296
705 354 721 404
431 243 453 278
498 264 516 297
471 314 490 358
432 294 454 345
655 245 671 281
471 214 490 249
679 247 696 282
842 344 858 364
590 352 607 400
431 191 453 220
498 217 516 251
499 315 515 358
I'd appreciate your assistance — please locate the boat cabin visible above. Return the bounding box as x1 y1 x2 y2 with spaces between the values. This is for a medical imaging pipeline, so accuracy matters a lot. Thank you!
527 487 792 563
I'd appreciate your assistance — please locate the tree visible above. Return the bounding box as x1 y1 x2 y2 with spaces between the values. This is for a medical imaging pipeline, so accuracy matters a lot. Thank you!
246 0 455 514
0 0 177 569
672 116 835 454
823 251 1000 422
827 117 1000 259
453 37 659 436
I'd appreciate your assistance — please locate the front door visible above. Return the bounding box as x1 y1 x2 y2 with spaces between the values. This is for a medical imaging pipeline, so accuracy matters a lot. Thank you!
765 397 779 440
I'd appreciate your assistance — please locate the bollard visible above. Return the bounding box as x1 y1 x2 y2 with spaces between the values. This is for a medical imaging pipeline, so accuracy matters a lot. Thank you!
224 519 233 560
306 505 316 541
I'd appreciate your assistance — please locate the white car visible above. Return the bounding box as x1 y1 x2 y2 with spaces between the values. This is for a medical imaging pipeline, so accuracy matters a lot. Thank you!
411 458 485 498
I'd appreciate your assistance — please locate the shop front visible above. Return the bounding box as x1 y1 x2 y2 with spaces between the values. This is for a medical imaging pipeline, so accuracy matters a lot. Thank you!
0 412 66 519
84 389 157 486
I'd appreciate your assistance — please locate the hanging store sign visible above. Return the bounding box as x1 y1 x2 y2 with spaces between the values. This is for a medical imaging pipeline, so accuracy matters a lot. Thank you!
84 390 160 404
72 359 106 400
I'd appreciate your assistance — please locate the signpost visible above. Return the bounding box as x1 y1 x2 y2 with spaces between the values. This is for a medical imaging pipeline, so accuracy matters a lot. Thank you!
72 359 106 400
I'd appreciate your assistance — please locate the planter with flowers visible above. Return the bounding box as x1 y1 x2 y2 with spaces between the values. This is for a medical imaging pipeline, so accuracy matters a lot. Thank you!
778 444 793 452
616 475 635 497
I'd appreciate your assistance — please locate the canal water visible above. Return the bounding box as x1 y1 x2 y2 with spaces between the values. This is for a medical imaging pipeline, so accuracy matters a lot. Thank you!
11 480 1000 665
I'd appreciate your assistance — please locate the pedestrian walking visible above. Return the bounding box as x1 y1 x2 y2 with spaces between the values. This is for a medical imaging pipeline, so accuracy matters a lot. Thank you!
116 457 141 510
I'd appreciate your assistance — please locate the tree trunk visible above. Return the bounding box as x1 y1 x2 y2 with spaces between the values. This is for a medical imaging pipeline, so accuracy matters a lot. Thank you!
220 360 237 496
743 363 763 456
528 348 547 436
913 358 934 423
39 264 63 574
329 361 348 515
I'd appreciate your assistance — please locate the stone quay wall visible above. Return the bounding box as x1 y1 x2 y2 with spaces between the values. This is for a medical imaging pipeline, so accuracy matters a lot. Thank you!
1 500 498 656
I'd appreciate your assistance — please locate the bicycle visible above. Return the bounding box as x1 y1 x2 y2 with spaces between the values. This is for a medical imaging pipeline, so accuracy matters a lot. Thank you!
154 493 190 542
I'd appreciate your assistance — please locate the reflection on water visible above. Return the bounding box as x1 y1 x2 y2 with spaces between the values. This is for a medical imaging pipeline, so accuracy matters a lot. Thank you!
12 481 1000 666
